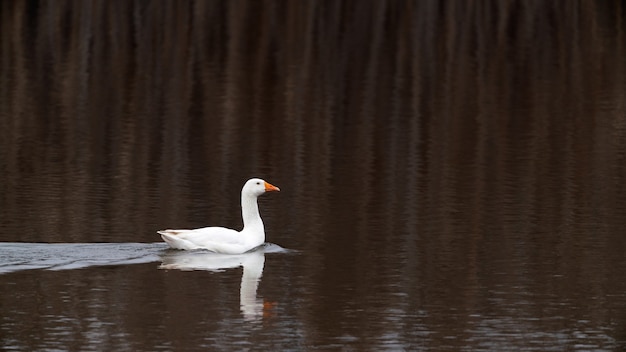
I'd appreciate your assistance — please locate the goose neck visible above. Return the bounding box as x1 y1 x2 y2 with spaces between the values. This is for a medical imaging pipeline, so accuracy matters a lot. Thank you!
241 194 263 231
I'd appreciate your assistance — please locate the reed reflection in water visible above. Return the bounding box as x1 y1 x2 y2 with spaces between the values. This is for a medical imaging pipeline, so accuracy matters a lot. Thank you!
1 1 626 350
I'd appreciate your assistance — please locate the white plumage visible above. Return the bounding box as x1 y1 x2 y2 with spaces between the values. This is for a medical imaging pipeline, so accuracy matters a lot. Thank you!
158 178 280 254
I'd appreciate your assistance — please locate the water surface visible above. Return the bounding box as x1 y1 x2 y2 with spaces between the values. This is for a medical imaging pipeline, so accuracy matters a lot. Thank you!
1 1 626 351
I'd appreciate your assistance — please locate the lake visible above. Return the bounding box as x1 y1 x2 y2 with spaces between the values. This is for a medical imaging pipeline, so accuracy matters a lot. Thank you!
1 1 626 351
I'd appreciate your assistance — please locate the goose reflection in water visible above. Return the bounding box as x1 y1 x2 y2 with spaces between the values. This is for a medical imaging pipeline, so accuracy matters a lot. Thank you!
159 247 276 321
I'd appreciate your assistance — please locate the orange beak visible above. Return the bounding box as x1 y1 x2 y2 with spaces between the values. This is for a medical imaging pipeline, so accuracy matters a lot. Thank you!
264 181 280 192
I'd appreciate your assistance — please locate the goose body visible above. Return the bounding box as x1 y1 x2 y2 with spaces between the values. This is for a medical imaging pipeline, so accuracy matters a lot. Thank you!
158 178 280 254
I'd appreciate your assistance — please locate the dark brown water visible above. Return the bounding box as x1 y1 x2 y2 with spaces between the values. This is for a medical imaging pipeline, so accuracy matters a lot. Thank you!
1 1 626 350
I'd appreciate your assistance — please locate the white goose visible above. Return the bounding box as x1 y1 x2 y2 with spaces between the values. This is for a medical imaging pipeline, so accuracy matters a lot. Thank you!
158 178 280 254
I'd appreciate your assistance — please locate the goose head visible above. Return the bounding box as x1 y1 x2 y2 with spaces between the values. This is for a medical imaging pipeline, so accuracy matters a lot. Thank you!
243 178 280 197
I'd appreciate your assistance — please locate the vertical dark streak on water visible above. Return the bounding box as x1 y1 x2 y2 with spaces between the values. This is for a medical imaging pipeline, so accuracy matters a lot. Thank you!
220 0 247 188
351 0 384 305
0 2 22 235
